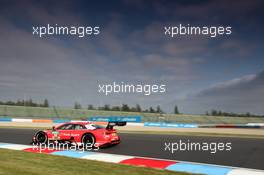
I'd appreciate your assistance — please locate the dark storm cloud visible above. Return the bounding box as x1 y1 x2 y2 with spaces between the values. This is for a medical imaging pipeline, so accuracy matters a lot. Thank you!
0 0 264 113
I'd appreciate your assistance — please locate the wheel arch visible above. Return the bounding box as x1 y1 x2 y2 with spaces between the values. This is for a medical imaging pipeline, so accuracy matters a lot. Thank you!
81 132 96 143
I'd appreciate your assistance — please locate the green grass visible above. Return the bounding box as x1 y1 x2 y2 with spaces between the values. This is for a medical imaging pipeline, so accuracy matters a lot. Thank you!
1 105 264 124
0 149 193 175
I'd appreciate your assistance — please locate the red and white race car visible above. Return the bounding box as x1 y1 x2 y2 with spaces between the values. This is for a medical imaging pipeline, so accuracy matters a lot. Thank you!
32 121 126 148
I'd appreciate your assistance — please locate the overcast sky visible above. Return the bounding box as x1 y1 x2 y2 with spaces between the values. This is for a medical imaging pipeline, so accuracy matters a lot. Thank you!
0 0 264 114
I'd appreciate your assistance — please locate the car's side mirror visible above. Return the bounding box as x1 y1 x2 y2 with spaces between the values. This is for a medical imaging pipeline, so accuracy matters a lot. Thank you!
52 126 56 131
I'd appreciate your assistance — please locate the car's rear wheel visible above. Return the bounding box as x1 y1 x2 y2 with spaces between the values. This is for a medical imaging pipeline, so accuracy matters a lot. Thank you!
82 133 95 148
35 131 48 144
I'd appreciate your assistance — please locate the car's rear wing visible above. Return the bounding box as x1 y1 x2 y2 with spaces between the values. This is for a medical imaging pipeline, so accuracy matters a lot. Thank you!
106 121 127 130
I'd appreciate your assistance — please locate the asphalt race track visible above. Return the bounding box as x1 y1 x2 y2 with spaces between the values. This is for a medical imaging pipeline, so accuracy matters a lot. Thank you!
0 128 263 170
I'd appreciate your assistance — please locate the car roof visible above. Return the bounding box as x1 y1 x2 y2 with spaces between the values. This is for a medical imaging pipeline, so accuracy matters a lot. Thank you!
63 121 92 125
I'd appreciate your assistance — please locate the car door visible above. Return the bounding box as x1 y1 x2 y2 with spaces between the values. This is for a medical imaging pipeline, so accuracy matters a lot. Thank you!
70 124 86 142
56 124 75 140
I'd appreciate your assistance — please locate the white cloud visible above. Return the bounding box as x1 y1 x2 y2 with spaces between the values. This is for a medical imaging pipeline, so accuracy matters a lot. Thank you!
179 71 264 114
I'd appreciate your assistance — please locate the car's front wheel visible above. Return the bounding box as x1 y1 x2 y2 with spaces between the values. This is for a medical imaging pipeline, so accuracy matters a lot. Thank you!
34 131 48 144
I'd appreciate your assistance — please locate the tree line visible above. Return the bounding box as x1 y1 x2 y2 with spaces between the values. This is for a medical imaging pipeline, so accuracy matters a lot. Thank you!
0 99 49 107
75 103 164 113
0 99 180 114
75 102 181 114
206 109 264 118
1 99 263 117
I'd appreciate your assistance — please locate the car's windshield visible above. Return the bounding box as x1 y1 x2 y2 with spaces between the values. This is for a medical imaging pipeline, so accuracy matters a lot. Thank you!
56 124 74 130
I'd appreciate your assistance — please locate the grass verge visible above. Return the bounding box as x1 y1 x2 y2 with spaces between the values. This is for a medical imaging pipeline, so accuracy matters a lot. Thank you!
0 148 193 175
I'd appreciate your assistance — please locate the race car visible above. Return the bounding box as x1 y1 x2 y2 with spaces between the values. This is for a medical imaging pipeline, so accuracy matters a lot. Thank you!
32 121 126 148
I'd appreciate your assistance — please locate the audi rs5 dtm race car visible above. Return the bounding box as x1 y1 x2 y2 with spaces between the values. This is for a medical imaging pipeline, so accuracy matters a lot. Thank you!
32 121 126 148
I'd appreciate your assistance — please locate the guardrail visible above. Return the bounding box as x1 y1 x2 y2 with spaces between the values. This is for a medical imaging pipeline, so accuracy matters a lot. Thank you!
144 122 198 128
88 116 142 122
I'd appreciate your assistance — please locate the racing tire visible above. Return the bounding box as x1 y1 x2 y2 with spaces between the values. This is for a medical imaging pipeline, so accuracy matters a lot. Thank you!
81 133 95 149
34 131 48 144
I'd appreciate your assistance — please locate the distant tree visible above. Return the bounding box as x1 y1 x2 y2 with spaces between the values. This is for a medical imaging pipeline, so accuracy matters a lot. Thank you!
27 99 34 107
222 112 228 116
74 102 82 109
97 106 104 110
136 104 141 112
24 100 29 106
174 105 179 114
130 107 137 112
111 106 121 111
149 107 155 113
74 102 78 109
121 104 130 112
103 104 110 111
156 105 162 114
16 99 23 106
246 112 251 117
88 104 94 110
43 99 49 107
5 101 15 106
143 109 149 113
211 109 217 116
